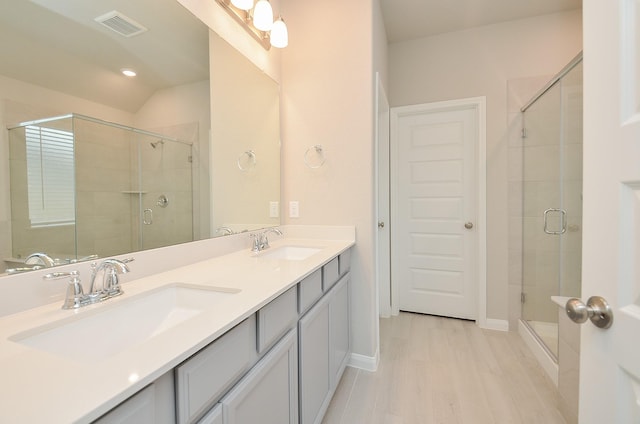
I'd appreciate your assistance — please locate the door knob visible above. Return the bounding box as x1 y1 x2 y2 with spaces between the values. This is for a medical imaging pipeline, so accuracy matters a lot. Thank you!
565 296 613 329
464 222 474 229
378 221 385 228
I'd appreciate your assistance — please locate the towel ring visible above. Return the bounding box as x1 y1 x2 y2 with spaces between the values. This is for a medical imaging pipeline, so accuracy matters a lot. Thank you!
237 150 257 171
304 145 325 169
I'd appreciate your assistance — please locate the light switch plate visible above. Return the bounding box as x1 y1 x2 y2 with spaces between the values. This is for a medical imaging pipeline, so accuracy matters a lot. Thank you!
269 201 279 218
289 201 299 218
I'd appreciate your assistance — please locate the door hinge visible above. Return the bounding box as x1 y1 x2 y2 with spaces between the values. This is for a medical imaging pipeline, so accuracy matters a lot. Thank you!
521 128 527 139
521 292 526 304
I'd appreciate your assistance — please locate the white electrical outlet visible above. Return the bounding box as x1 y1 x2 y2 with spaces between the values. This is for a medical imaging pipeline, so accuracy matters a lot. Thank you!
269 201 279 218
289 201 299 218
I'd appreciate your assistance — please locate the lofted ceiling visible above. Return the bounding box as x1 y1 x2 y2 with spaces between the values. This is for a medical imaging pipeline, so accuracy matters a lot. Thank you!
0 0 209 114
1 1 583 112
380 0 582 43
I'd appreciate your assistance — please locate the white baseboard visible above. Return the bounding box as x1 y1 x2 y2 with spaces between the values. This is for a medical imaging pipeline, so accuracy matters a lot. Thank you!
480 318 509 331
348 350 379 372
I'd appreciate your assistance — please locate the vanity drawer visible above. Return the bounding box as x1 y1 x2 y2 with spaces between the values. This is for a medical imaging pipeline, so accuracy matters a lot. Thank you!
175 315 257 424
257 286 298 353
298 269 322 314
322 257 340 291
339 249 351 276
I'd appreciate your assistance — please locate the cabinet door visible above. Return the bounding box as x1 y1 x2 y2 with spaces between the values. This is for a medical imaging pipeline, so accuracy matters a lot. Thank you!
197 404 222 424
221 329 298 424
175 316 257 424
94 372 174 424
329 275 350 390
298 295 330 424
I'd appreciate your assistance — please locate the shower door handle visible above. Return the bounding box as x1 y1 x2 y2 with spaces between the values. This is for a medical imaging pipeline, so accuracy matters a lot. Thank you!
143 208 153 225
565 296 613 329
543 208 566 235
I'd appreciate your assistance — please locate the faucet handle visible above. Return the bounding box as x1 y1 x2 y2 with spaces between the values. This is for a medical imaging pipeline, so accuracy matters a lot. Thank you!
43 270 80 281
250 233 262 252
100 258 132 296
44 271 87 309
261 227 282 249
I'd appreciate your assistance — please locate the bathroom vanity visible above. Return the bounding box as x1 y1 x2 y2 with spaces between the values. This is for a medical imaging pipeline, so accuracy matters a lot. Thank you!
0 229 354 424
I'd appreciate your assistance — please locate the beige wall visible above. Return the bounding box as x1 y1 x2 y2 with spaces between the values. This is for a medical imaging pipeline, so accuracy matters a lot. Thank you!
280 0 378 359
388 10 582 322
210 32 280 234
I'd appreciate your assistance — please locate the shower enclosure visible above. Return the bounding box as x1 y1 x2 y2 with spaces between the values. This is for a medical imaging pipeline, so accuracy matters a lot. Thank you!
519 55 583 358
8 114 194 263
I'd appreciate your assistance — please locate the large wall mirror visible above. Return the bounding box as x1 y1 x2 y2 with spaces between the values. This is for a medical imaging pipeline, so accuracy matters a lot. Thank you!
0 0 281 276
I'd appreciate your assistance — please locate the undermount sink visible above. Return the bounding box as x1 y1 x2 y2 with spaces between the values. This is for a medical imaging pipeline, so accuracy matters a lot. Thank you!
259 246 322 261
10 283 240 362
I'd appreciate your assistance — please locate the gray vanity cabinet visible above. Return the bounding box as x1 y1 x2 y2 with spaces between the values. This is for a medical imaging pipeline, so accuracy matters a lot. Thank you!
299 270 351 424
329 275 350 390
220 329 298 424
299 293 331 424
93 248 351 424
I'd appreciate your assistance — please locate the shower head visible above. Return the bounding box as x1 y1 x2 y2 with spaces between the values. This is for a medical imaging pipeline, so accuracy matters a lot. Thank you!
150 139 165 149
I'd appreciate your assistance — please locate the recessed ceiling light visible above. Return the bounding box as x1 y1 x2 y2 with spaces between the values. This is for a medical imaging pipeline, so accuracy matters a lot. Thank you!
121 68 137 77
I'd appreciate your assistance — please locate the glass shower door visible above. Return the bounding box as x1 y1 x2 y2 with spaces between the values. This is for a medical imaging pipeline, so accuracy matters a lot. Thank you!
522 80 563 357
136 134 194 251
521 60 583 358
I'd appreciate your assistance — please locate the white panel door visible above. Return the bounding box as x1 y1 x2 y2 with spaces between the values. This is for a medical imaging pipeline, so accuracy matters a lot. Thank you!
392 100 479 320
579 0 640 421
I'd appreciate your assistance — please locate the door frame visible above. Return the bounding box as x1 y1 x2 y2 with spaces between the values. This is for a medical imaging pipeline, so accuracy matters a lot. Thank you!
389 97 488 327
375 72 391 318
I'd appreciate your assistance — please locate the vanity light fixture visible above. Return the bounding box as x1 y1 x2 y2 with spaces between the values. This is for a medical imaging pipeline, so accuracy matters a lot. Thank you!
216 0 288 49
121 68 137 77
252 0 273 31
270 16 288 48
230 0 253 10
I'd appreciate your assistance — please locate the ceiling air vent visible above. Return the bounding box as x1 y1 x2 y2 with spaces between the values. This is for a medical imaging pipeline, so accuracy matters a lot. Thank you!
94 11 148 38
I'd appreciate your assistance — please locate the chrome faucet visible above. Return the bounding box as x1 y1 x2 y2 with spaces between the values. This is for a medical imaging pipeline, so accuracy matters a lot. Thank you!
25 252 56 268
89 258 132 297
43 258 134 309
216 226 235 236
250 228 283 253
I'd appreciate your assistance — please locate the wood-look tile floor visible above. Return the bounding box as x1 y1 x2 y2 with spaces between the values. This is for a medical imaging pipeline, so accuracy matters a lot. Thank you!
323 312 567 424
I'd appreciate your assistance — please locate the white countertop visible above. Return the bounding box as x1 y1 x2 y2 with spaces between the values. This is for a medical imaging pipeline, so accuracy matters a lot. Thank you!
0 236 354 423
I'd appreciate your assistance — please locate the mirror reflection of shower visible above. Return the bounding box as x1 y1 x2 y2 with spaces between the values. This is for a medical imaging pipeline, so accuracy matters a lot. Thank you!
7 113 194 265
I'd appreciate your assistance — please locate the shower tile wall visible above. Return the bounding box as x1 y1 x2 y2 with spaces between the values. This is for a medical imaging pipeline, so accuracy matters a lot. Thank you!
559 66 583 299
74 118 135 258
